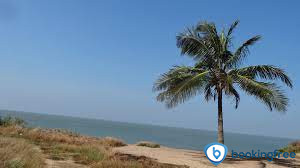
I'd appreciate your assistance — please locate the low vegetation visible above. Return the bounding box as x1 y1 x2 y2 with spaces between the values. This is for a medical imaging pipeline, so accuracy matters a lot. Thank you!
0 116 26 127
279 141 300 153
0 116 186 168
0 136 44 168
137 141 160 148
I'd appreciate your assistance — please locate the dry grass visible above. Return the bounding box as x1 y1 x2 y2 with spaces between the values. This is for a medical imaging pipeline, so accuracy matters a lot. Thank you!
43 143 108 163
0 126 126 147
137 141 160 148
0 136 44 168
91 153 188 168
0 126 185 168
102 137 127 147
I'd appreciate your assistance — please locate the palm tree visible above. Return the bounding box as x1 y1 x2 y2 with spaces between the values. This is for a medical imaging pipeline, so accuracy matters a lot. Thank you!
153 20 293 144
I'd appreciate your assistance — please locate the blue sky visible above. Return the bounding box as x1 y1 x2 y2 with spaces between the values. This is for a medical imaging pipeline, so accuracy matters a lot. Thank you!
0 0 299 139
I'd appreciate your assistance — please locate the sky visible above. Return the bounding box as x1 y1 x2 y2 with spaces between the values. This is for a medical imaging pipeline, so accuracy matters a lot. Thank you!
0 0 299 139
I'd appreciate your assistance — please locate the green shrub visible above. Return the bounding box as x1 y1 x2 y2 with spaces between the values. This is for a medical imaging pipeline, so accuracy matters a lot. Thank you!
0 116 26 127
7 159 25 168
137 141 160 148
102 137 126 147
279 141 300 153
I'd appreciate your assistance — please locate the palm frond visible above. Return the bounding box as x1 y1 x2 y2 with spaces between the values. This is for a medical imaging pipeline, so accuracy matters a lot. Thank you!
226 35 261 68
227 20 239 37
234 75 288 112
235 65 293 88
225 20 239 49
176 27 213 60
223 75 240 108
196 21 221 55
154 66 210 108
196 21 218 36
204 83 215 101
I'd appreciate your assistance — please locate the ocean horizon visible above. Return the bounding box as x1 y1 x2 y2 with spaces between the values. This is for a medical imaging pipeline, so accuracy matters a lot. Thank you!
0 110 294 152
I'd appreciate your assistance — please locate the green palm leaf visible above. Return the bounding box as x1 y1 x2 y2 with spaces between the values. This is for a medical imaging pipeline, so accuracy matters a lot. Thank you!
154 66 210 108
226 35 261 68
235 65 293 88
233 74 288 112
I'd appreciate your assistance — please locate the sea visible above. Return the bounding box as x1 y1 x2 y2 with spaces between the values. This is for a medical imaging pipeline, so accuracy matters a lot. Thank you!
0 110 294 152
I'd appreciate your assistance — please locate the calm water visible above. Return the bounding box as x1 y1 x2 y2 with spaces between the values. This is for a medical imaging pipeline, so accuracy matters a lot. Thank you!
0 110 293 152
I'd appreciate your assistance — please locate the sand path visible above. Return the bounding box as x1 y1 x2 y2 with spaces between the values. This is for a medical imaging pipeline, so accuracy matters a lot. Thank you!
45 159 89 168
114 145 299 168
34 145 89 168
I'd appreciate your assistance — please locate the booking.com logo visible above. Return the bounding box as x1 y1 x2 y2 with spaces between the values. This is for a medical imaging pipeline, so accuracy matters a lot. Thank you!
204 143 228 165
204 143 297 166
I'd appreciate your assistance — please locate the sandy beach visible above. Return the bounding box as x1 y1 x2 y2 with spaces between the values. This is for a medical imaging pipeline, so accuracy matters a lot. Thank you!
114 145 300 168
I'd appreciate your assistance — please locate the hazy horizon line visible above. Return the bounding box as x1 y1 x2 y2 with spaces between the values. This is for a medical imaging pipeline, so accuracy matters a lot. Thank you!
0 109 296 141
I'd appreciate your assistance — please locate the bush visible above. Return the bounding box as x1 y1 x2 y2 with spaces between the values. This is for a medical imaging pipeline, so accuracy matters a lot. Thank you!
0 116 26 127
102 137 126 147
137 141 160 148
279 140 300 153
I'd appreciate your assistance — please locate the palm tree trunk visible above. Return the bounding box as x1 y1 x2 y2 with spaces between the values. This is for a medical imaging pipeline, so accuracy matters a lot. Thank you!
217 90 224 144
